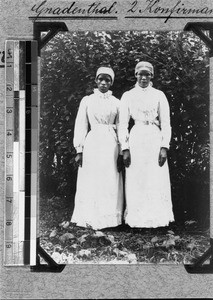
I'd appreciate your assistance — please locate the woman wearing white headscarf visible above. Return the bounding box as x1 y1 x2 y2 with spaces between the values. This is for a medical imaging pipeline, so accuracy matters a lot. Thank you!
71 66 123 230
119 61 174 228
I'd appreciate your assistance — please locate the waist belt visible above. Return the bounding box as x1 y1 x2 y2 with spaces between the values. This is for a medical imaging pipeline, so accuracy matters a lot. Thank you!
135 120 160 127
91 124 117 141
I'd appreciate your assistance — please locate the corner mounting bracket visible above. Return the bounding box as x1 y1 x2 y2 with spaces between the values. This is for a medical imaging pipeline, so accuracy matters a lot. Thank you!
184 22 213 56
33 22 68 55
184 239 213 273
30 238 65 272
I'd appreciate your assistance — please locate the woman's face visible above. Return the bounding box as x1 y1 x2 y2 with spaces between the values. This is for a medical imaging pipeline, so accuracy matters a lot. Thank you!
96 74 112 93
136 71 152 88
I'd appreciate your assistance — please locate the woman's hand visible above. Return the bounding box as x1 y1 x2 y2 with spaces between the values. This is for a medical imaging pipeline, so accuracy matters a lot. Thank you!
123 149 131 168
117 155 124 172
158 147 168 167
75 153 83 167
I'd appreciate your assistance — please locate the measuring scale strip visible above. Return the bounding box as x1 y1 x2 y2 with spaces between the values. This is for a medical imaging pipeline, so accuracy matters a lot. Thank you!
4 41 24 265
5 40 38 266
4 41 15 265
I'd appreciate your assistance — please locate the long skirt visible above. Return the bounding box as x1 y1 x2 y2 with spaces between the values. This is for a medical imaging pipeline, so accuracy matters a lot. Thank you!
71 125 123 230
125 124 174 228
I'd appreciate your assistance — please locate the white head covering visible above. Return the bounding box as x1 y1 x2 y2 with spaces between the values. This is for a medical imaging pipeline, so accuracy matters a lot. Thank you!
96 67 115 83
135 61 154 77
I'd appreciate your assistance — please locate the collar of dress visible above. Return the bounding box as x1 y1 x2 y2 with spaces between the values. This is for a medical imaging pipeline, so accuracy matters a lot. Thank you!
94 88 112 99
135 82 152 92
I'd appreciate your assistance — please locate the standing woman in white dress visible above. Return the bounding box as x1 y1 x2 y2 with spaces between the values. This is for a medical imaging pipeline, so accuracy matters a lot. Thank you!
71 66 123 230
119 61 174 228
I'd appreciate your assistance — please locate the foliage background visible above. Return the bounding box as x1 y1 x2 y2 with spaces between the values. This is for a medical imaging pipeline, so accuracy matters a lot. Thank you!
40 31 210 228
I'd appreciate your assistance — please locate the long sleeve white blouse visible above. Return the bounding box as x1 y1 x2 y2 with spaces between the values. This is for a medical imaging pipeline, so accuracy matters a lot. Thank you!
119 83 171 150
73 89 121 153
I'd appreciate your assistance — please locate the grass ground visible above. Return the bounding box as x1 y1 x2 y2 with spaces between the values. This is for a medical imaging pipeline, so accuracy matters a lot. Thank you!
39 196 210 265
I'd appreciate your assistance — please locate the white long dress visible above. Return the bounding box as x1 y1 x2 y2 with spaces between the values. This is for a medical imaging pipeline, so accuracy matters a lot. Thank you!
71 89 123 230
119 83 174 228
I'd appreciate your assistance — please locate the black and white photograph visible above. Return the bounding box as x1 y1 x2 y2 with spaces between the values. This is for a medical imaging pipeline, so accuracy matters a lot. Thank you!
39 30 210 265
2 0 213 298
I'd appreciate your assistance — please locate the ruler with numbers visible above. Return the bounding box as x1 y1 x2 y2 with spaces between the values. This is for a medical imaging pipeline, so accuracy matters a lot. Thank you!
4 40 38 266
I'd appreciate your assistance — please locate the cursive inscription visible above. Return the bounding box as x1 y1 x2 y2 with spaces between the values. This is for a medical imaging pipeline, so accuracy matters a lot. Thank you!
30 0 213 22
127 0 213 23
31 0 117 18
